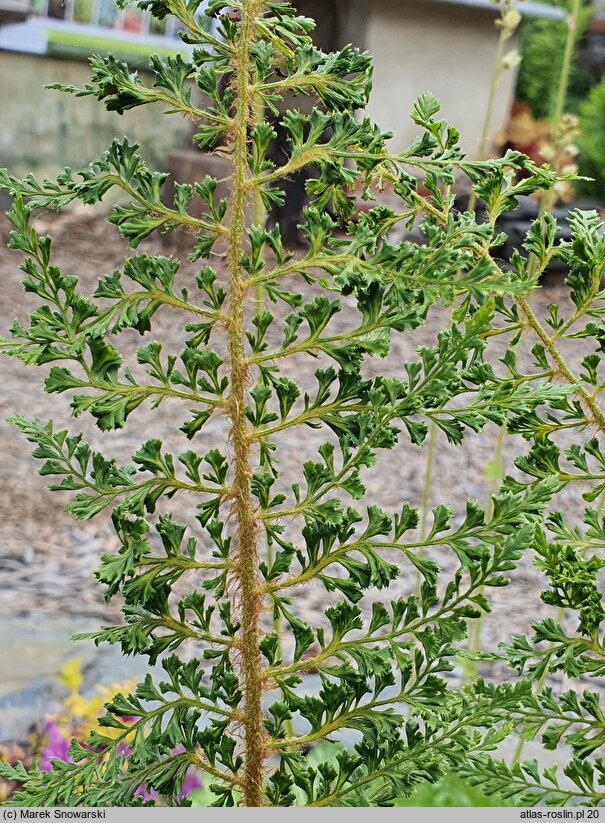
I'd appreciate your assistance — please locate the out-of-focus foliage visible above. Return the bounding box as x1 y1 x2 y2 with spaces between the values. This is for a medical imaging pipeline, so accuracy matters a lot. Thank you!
516 1 593 120
577 79 605 201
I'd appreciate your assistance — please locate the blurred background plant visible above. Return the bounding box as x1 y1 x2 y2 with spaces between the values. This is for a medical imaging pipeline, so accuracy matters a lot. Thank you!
511 0 605 204
516 0 594 118
576 79 605 201
0 659 201 804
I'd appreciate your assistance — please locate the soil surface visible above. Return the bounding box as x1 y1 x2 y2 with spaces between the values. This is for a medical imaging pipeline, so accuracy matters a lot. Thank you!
0 209 597 746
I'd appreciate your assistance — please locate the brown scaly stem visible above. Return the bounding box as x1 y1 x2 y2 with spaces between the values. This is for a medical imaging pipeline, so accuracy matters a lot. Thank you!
225 0 267 806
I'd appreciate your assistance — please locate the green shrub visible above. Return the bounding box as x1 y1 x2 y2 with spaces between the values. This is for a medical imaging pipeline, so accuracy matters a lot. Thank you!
577 78 605 202
516 3 592 119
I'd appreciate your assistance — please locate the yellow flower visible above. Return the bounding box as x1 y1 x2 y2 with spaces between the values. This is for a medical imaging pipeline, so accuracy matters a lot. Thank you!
58 658 83 694
54 658 140 744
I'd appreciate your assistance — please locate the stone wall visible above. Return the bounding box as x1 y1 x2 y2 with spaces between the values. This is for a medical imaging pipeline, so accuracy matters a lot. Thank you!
0 51 192 180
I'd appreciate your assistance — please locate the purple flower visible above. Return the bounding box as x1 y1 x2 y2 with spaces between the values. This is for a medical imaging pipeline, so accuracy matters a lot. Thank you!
133 784 159 802
40 723 201 803
169 745 202 799
116 742 131 758
40 722 73 771
177 767 202 800
132 748 201 803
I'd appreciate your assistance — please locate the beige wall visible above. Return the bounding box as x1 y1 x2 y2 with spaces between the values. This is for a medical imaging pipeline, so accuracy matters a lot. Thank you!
0 51 192 179
364 0 518 158
0 4 518 180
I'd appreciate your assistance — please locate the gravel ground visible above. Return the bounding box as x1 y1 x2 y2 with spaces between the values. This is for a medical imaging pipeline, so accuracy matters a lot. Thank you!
0 209 599 738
